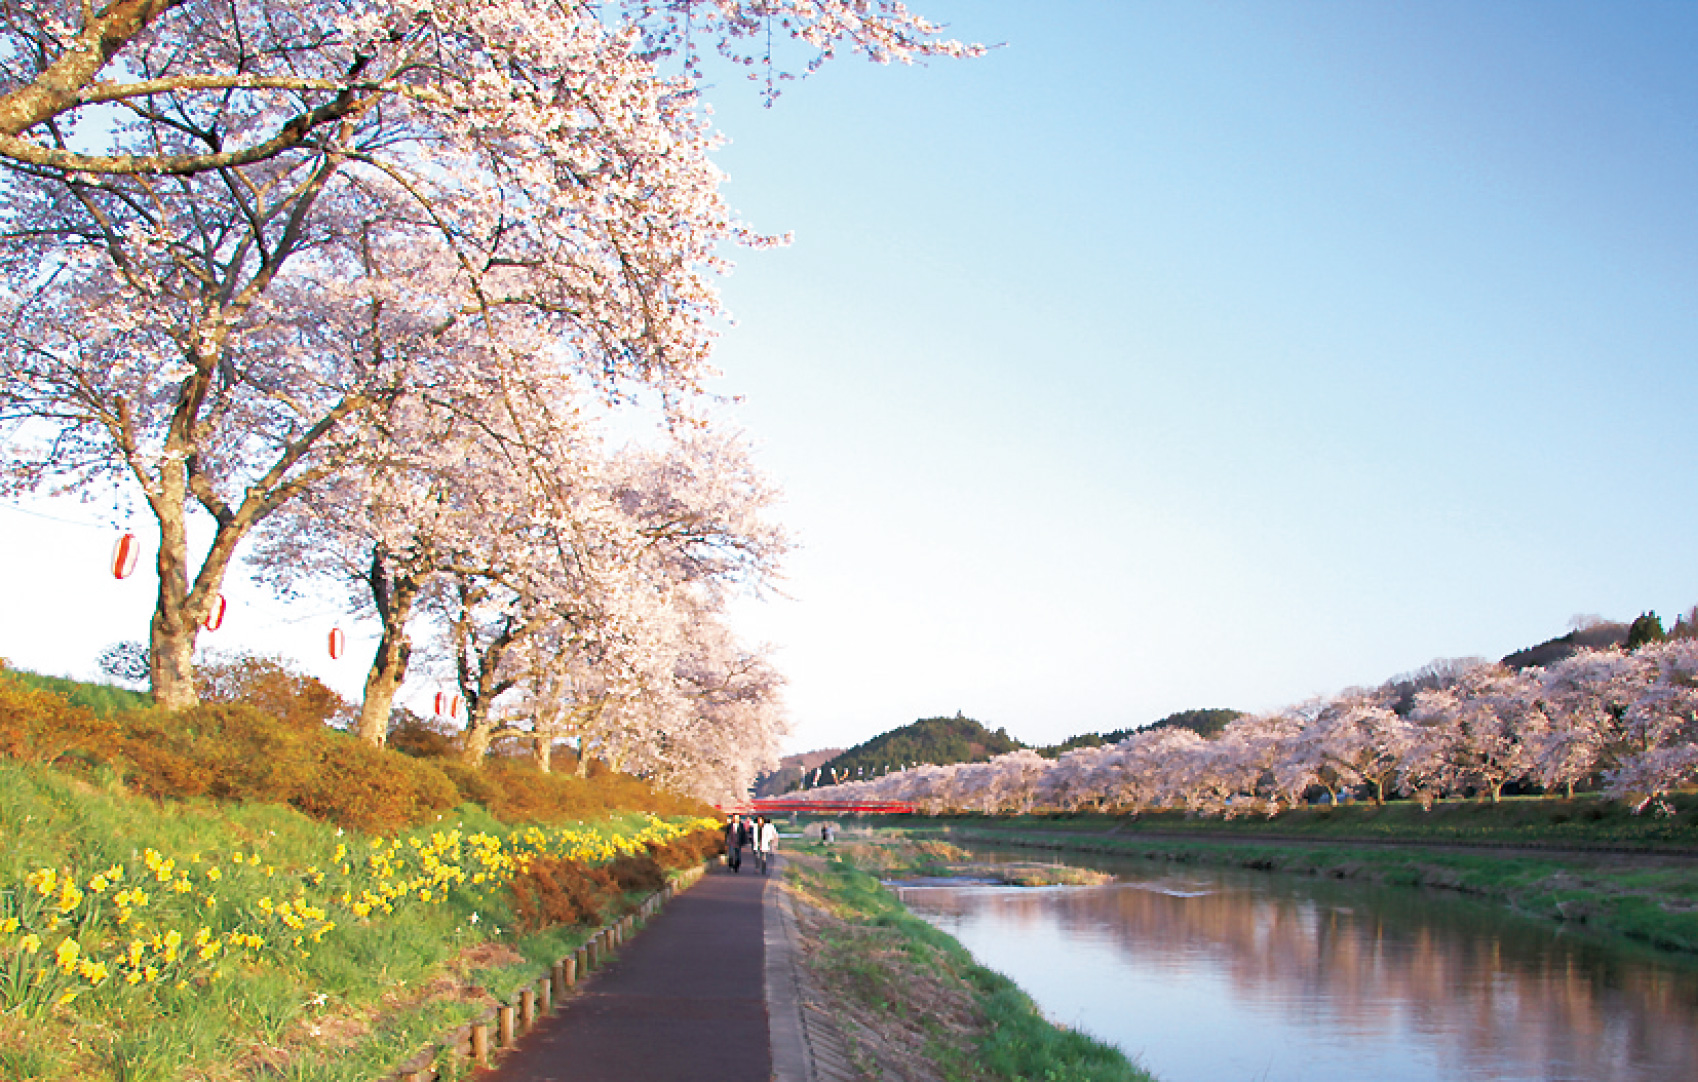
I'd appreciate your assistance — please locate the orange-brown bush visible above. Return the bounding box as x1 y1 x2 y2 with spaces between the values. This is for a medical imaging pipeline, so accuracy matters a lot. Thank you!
2 665 716 833
387 709 460 759
0 670 115 766
647 829 725 868
507 827 720 932
115 703 459 832
605 853 667 894
290 738 462 834
434 758 714 824
198 653 353 730
509 857 620 931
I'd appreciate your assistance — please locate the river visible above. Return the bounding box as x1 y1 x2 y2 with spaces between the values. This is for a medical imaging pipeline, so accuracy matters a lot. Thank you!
891 849 1698 1082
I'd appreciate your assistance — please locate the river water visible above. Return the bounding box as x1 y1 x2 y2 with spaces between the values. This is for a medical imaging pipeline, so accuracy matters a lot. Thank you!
891 850 1698 1082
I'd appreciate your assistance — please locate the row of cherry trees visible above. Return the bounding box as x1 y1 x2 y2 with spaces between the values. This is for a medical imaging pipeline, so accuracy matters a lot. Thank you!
0 1 975 801
803 641 1698 816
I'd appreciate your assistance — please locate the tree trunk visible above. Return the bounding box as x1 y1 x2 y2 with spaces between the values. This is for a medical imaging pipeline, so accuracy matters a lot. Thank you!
356 636 411 746
533 736 552 773
148 604 198 710
461 711 494 764
355 553 421 745
147 494 204 709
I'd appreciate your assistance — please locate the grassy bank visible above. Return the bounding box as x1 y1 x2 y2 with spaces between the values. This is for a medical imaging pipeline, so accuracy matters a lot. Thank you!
782 845 1151 1082
0 760 717 1081
907 820 1698 957
914 793 1698 851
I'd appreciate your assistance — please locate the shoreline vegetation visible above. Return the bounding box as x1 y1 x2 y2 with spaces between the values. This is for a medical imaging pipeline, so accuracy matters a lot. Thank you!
872 804 1698 957
780 845 1150 1082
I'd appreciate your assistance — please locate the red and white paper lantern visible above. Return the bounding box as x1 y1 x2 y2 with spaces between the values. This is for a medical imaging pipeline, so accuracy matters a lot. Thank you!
110 532 141 580
328 627 346 660
202 594 227 631
434 691 461 718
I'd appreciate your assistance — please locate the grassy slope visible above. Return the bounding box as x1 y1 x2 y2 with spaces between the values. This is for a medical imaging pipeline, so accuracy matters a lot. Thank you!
6 669 151 717
0 760 702 1082
785 846 1151 1082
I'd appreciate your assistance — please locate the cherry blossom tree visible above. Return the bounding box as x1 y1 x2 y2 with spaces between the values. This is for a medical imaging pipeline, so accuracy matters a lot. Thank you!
1603 640 1698 810
1299 689 1413 805
1405 663 1537 802
1529 649 1646 798
0 0 973 710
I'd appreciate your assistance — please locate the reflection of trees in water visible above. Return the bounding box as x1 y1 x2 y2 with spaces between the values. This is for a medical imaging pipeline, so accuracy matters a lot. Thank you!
909 881 1698 1080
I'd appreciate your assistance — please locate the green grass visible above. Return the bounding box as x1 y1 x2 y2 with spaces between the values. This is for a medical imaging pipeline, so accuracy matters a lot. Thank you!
0 759 704 1081
6 669 151 716
798 847 1151 1082
904 793 1698 850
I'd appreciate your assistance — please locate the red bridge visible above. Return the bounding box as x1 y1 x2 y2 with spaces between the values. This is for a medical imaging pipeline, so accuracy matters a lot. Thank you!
719 799 918 816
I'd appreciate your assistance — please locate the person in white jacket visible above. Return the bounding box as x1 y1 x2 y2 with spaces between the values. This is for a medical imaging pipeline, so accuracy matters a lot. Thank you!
754 817 779 875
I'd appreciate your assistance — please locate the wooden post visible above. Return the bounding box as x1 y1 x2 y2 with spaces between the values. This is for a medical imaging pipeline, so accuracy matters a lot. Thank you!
520 987 535 1031
471 1023 490 1067
499 1004 516 1047
564 954 578 987
540 975 552 1012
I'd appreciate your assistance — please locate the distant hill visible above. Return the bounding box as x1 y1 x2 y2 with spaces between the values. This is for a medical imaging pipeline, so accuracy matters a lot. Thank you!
1501 621 1629 670
1033 708 1241 757
1136 707 1244 740
806 714 1024 786
789 707 1251 789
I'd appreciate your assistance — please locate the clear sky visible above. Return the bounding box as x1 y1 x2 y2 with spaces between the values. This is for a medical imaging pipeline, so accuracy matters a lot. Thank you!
3 1 1695 758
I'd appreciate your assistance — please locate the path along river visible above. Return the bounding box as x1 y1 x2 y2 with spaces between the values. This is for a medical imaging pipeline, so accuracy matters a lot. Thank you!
890 846 1698 1082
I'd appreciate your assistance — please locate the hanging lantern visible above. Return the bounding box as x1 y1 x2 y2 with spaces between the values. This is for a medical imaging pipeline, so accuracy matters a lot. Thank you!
111 532 141 580
434 691 461 718
202 594 227 631
328 627 346 660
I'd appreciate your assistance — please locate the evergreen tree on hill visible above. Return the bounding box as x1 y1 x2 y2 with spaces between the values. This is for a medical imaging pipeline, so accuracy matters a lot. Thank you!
1626 611 1668 651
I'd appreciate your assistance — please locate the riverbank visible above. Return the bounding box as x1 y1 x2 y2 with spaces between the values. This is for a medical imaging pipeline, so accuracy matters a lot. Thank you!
913 820 1698 956
917 795 1698 852
777 847 1151 1082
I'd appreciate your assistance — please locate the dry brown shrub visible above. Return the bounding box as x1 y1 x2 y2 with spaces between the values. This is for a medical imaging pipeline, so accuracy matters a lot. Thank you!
509 857 620 931
647 830 724 869
198 652 353 729
605 854 667 894
114 702 458 831
0 674 116 766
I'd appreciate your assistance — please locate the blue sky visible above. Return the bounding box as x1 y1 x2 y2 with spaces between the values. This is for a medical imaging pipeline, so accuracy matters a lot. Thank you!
704 1 1698 751
3 2 1695 756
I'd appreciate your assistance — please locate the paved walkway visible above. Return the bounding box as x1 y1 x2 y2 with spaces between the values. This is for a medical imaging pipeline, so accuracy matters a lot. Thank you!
484 861 811 1082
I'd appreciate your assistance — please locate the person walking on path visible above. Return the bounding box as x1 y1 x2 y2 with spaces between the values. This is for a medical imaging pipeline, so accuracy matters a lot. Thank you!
755 816 779 876
724 814 746 873
480 869 772 1082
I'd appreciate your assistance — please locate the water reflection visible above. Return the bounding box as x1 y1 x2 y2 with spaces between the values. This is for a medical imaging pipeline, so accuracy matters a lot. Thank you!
895 861 1698 1082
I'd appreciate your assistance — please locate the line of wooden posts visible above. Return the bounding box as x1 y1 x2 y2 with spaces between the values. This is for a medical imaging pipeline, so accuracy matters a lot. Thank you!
388 863 708 1081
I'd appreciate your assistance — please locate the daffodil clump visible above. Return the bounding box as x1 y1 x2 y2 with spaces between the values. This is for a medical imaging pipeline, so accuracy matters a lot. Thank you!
0 814 718 1017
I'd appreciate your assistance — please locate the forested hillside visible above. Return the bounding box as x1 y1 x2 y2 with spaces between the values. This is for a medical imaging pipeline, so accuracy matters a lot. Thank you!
791 709 1248 790
807 715 1025 786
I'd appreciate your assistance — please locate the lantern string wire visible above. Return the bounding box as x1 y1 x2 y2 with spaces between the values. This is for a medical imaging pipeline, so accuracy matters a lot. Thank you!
0 500 112 530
